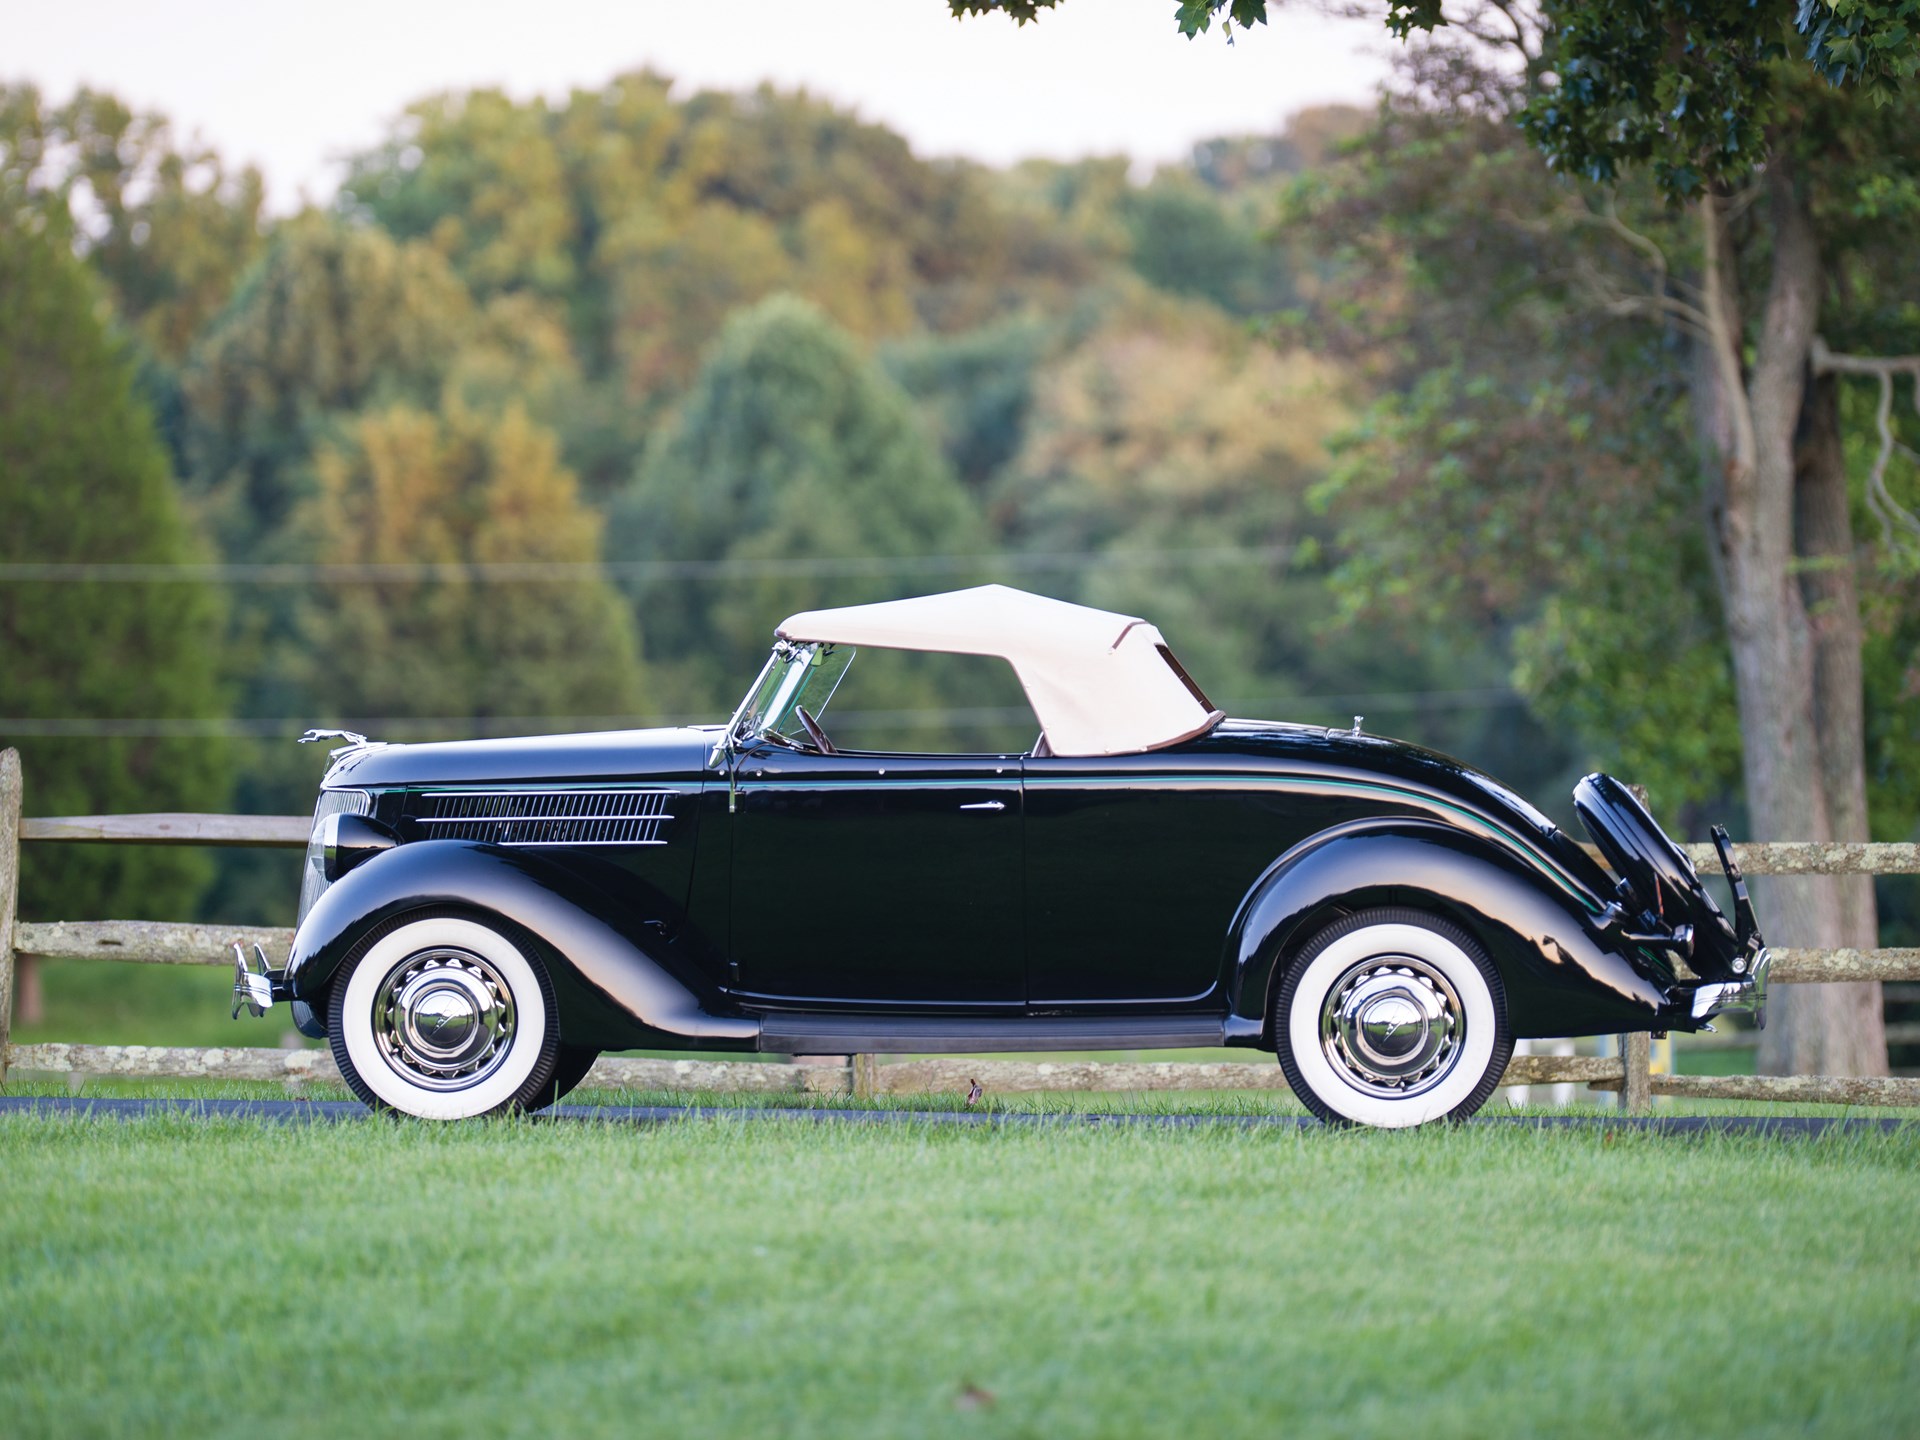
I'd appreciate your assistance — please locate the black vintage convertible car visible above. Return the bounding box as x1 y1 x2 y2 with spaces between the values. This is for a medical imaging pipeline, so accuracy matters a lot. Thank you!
233 585 1768 1127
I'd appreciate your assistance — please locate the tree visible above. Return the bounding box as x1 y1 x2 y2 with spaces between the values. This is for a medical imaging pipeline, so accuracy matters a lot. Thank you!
0 84 266 363
1282 63 1748 820
599 200 795 402
335 72 1102 503
0 218 229 945
180 217 477 551
288 401 647 724
882 314 1057 493
992 297 1571 783
611 296 986 724
957 0 1920 1076
1120 173 1291 314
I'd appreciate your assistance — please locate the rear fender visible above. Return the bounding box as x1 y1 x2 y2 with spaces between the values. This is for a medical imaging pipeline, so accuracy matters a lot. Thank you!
1227 821 1673 1039
284 840 755 1045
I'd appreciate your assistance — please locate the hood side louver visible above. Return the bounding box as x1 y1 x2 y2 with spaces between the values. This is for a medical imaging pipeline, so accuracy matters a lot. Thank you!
413 788 675 847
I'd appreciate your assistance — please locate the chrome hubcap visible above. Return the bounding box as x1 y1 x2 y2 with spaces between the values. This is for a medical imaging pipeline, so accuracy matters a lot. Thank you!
1320 955 1464 1097
372 948 516 1091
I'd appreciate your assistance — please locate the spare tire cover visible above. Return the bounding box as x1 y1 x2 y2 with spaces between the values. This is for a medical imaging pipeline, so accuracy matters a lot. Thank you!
1572 774 1741 969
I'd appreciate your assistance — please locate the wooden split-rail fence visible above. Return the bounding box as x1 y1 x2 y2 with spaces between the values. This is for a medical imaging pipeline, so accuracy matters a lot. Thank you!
2 748 1917 1114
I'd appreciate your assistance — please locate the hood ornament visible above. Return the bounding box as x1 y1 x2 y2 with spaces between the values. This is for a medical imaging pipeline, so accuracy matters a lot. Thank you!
1352 716 1364 736
298 728 381 764
298 728 369 748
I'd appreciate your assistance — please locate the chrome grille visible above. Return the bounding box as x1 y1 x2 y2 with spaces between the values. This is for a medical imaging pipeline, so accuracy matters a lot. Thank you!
414 789 675 846
297 788 372 926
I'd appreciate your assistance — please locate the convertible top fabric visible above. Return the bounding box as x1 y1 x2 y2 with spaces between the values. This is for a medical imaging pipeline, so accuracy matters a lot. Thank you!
776 585 1224 757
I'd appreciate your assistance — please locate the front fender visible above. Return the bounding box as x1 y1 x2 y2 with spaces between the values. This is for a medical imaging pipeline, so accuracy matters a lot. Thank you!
1226 821 1674 1039
285 841 755 1043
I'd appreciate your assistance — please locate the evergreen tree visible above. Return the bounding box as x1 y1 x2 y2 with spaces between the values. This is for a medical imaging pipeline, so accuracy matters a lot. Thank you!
612 296 987 724
0 218 228 921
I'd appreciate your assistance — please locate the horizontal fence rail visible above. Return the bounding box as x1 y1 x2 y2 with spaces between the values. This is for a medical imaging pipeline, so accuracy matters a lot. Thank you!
19 813 310 847
1 752 1916 1114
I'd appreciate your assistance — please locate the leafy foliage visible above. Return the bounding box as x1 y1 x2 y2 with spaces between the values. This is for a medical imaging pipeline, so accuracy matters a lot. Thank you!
1279 60 1749 815
181 218 477 549
0 220 228 919
0 84 266 362
1798 0 1920 94
288 401 646 724
612 297 987 726
1121 174 1292 314
882 315 1057 493
949 1 1920 198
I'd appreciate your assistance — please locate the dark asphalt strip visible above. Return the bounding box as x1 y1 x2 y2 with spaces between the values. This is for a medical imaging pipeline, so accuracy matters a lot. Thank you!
0 1095 1911 1136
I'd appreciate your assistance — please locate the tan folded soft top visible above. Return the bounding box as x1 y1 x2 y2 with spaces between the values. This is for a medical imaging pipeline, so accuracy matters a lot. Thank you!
776 584 1224 758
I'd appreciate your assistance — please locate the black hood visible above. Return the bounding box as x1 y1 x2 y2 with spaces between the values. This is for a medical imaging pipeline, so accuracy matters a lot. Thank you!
321 726 720 790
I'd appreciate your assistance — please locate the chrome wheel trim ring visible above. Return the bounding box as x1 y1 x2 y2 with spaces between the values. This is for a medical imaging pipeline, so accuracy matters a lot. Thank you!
1318 954 1464 1099
371 947 517 1092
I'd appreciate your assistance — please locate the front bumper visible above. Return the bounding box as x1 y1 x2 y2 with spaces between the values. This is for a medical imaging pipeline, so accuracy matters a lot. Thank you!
231 942 285 1019
232 941 330 1038
1688 945 1770 1030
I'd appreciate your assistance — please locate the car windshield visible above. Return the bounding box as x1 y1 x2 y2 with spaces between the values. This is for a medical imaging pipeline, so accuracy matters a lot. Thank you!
726 641 856 747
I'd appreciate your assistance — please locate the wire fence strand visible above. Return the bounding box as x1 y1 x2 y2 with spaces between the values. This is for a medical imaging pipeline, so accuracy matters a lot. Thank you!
0 544 1295 586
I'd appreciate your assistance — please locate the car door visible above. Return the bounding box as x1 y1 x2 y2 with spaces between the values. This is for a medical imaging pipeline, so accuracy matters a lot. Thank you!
1021 753 1284 1005
727 746 1024 1006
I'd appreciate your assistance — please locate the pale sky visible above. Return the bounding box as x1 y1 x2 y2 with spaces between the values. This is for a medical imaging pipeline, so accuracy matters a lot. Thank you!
7 0 1392 210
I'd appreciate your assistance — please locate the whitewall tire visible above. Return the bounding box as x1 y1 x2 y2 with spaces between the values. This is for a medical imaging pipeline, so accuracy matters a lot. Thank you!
1275 908 1512 1129
328 914 560 1120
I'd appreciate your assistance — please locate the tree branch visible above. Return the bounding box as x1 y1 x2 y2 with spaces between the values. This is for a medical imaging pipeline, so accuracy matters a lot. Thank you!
1811 337 1920 552
1553 192 1712 329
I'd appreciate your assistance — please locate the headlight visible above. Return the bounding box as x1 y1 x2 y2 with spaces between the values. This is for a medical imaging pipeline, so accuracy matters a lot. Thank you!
296 789 371 926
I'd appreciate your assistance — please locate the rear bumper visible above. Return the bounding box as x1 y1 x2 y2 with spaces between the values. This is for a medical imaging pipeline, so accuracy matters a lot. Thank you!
1687 945 1770 1030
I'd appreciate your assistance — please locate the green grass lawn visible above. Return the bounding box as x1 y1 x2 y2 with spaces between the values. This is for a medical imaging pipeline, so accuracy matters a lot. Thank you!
1 1105 1916 1439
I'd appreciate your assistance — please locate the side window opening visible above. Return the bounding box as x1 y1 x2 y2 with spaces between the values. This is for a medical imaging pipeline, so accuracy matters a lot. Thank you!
818 648 1037 755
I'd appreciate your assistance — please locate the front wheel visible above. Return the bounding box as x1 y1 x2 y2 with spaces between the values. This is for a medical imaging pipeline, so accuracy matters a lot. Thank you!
531 1044 603 1111
328 913 561 1120
1275 908 1512 1129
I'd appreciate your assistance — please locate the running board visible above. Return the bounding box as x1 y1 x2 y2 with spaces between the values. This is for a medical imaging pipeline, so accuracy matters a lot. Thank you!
756 1014 1229 1054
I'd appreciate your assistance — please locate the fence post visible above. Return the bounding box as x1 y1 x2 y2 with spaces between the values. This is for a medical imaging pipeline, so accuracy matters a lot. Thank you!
1620 1031 1652 1115
851 1052 877 1100
0 749 21 1081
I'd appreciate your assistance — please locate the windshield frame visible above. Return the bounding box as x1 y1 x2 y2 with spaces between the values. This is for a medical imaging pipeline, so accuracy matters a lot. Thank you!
724 641 856 750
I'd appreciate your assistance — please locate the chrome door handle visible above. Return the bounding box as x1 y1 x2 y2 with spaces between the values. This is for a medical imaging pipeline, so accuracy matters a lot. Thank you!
959 801 1006 811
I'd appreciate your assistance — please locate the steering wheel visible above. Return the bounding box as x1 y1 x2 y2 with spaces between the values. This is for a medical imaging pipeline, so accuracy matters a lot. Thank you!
795 705 837 755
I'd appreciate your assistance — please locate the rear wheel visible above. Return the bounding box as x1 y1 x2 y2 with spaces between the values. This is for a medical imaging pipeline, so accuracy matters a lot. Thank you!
1275 907 1512 1129
327 913 560 1120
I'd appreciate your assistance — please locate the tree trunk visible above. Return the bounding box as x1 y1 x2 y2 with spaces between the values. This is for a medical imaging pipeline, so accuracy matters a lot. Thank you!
1795 373 1879 930
1791 371 1890 1069
1692 160 1881 1076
